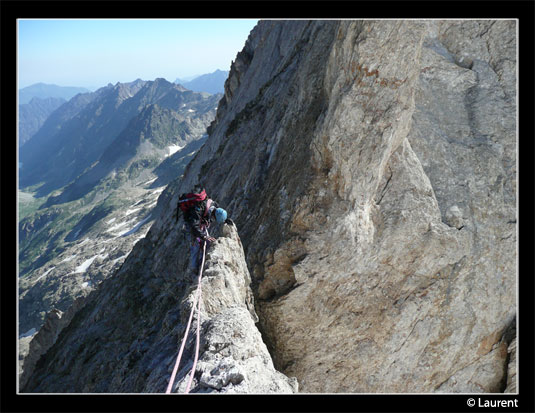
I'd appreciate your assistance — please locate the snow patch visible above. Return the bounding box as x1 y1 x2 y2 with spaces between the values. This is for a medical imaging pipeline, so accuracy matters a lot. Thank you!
81 281 93 288
35 267 55 282
106 218 137 234
165 144 184 157
74 256 98 273
187 109 195 113
133 234 146 245
20 328 36 339
142 177 157 186
125 207 142 216
121 214 152 237
106 217 116 224
60 255 77 263
111 254 128 265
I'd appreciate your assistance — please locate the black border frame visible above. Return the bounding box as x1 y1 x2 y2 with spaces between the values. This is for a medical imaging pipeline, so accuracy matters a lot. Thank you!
2 1 533 412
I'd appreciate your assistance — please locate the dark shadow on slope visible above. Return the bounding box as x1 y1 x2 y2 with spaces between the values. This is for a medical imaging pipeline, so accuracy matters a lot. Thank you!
149 135 208 189
64 203 115 242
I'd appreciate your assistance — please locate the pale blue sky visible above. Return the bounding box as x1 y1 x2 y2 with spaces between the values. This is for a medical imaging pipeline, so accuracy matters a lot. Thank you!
18 19 259 90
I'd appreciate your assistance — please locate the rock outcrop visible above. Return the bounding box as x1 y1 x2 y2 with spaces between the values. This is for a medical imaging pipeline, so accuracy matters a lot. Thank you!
22 223 296 393
19 296 87 389
18 79 219 339
22 20 516 394
166 20 517 393
18 96 66 147
504 338 517 393
169 224 297 393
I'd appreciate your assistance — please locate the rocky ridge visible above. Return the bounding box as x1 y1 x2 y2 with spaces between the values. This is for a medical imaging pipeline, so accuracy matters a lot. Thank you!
18 97 67 148
22 20 516 394
176 69 230 95
18 83 90 105
18 80 219 372
19 78 217 199
22 223 296 393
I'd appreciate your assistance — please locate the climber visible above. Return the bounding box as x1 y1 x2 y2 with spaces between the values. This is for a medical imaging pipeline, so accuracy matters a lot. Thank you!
176 184 233 278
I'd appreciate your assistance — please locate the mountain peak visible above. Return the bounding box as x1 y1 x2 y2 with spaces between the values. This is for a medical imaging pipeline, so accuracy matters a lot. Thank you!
154 77 170 84
19 83 91 105
178 70 229 94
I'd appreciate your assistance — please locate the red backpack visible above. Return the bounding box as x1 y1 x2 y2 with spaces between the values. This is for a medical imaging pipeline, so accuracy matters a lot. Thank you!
176 188 213 222
178 189 207 212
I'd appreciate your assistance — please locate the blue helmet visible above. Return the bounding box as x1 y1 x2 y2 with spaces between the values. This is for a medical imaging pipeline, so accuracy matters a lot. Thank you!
215 208 227 224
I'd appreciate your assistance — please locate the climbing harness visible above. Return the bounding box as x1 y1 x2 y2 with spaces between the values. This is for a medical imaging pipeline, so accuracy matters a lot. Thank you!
165 230 209 394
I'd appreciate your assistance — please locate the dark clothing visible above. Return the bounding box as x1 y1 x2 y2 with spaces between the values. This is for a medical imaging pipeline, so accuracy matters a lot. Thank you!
179 190 232 273
189 234 202 272
183 197 218 272
183 198 219 241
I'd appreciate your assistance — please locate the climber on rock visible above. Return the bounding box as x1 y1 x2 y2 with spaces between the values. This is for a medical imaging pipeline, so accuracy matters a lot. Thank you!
176 184 233 278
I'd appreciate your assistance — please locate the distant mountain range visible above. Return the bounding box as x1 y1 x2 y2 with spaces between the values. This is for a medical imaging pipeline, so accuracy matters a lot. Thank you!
20 78 220 201
18 97 66 148
19 83 91 105
174 69 229 94
18 77 220 337
18 71 227 151
17 73 226 386
174 74 198 84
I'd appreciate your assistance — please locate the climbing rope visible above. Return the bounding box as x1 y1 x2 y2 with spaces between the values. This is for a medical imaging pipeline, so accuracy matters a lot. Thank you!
184 237 205 394
165 232 208 394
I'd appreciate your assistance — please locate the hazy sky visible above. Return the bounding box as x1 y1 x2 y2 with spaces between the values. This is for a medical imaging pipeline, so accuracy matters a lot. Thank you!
18 19 259 91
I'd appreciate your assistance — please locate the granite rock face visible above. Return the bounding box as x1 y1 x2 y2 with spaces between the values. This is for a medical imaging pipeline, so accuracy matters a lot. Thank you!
18 79 219 338
171 20 516 393
19 296 87 389
167 224 297 393
22 20 516 393
22 223 296 393
504 338 517 393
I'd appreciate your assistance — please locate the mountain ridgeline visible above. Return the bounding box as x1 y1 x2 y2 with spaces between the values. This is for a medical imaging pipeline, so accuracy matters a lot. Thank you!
18 77 220 367
175 69 229 94
19 78 219 201
18 97 67 148
18 83 91 105
21 20 517 394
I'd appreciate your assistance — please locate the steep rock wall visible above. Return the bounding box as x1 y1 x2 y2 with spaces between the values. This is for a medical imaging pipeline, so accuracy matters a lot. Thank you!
161 20 516 392
22 224 295 393
22 20 516 394
19 296 87 389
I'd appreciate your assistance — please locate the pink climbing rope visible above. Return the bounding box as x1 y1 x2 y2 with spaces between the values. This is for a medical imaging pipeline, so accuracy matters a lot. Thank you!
165 233 208 394
184 238 205 393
